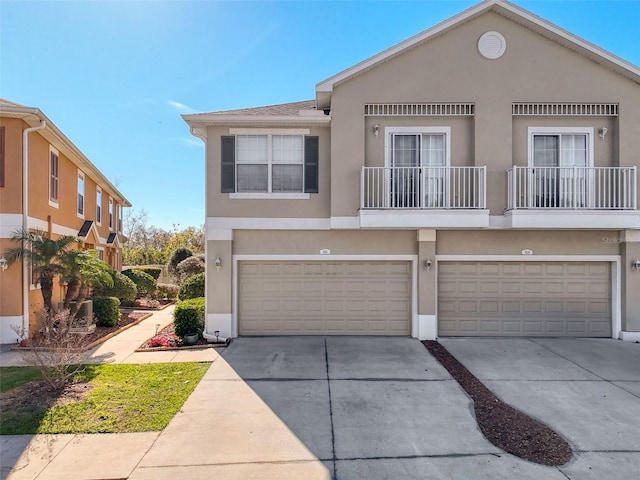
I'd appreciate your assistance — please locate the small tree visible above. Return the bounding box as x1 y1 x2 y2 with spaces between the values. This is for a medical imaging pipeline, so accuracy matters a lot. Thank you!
3 229 79 314
168 247 193 279
178 272 205 300
176 256 205 282
61 251 113 319
12 309 91 391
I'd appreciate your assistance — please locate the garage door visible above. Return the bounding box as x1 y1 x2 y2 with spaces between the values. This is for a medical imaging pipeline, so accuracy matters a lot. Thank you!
239 261 411 335
438 262 611 337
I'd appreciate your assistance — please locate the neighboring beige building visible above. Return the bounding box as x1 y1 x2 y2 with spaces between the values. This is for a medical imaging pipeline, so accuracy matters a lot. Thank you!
0 99 131 343
184 0 640 341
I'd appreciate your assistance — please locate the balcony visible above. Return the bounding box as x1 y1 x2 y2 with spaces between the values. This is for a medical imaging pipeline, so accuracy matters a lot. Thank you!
359 166 489 228
506 166 638 229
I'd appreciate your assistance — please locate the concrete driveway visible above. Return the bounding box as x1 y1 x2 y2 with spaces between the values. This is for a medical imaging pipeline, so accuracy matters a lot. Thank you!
126 336 640 480
4 333 638 479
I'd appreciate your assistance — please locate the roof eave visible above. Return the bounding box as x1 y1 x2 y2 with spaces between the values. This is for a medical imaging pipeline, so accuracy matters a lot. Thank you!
182 114 331 128
1 103 132 207
314 0 640 109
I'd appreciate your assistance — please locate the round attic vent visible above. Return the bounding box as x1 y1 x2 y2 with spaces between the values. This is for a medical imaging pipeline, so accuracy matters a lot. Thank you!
478 31 506 59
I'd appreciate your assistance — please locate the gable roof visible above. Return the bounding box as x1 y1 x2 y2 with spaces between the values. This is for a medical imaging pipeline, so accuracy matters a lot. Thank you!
182 100 330 136
315 0 640 109
0 98 132 207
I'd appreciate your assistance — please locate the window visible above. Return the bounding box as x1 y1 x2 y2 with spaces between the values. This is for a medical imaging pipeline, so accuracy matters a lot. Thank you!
96 248 104 261
528 127 593 207
108 198 113 230
0 126 5 187
77 171 85 217
96 188 102 225
49 148 59 206
385 127 450 208
221 134 319 196
117 204 123 233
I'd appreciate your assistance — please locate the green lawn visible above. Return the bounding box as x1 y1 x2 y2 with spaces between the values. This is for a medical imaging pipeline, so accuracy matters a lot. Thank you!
0 362 210 435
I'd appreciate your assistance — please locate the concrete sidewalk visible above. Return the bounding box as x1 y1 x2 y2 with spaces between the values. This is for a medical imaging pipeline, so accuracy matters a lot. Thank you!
2 332 640 480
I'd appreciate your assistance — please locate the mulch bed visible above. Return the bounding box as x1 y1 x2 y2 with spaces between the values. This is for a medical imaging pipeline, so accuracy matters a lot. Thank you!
136 323 223 351
423 340 573 466
15 311 152 352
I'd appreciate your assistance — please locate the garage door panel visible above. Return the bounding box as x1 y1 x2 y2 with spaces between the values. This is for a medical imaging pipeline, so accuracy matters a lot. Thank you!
239 261 411 336
439 261 611 337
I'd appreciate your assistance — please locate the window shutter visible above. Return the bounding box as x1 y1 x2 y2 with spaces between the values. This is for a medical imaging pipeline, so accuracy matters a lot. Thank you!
304 136 319 194
221 136 235 193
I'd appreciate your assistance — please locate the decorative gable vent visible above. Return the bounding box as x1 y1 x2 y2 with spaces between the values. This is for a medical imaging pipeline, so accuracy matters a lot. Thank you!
365 103 474 116
512 103 618 116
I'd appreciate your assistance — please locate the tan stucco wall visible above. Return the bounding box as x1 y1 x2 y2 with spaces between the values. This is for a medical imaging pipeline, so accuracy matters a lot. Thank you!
232 230 418 255
206 126 331 219
329 11 640 216
436 230 620 256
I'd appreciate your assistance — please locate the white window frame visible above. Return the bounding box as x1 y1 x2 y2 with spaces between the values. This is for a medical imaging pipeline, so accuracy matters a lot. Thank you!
229 128 310 199
117 204 123 234
527 127 594 208
108 197 114 230
77 171 85 218
384 126 451 208
96 187 102 225
48 146 59 208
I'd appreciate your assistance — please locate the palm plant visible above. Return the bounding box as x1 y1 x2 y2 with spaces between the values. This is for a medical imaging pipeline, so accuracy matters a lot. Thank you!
61 250 113 319
3 228 79 314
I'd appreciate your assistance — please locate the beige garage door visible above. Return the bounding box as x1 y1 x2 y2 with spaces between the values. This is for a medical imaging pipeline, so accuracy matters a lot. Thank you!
438 262 611 337
239 261 411 335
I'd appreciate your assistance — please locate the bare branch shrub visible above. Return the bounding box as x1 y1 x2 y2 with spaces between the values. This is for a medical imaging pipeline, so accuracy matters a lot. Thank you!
12 309 92 392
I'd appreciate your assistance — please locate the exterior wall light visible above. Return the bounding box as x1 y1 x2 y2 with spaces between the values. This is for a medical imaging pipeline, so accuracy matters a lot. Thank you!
632 259 640 271
424 258 433 271
0 257 8 272
373 124 379 137
215 257 222 271
599 127 608 139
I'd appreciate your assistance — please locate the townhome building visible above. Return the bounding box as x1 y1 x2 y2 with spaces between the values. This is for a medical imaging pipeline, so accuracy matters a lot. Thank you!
0 99 131 343
183 0 640 342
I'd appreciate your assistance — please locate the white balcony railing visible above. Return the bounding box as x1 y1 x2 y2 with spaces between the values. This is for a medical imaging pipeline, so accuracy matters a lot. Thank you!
361 166 486 209
507 166 637 210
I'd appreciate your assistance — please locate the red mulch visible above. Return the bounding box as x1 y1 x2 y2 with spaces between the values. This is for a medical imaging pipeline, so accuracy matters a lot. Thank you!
423 340 573 466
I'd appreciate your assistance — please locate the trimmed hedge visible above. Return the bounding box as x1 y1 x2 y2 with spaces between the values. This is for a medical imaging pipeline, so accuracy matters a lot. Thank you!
176 257 205 281
93 271 137 305
92 296 121 327
178 272 205 300
122 268 157 297
137 267 162 280
173 297 205 338
156 283 179 300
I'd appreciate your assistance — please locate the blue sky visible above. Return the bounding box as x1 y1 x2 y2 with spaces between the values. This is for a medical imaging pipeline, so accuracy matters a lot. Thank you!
2 0 639 230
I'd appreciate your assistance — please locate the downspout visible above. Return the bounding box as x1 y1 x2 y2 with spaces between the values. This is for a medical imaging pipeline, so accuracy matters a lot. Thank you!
21 121 46 336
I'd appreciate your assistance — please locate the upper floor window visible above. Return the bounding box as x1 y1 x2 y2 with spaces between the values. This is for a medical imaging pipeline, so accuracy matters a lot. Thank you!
117 204 123 233
0 126 5 187
96 188 102 225
528 127 594 208
385 127 451 208
49 147 59 207
108 198 114 230
77 171 85 217
221 134 318 196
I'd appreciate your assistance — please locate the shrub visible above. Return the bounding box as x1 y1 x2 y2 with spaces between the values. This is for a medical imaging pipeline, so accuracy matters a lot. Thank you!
92 296 121 327
178 272 205 300
156 283 179 300
121 269 157 297
173 297 205 338
176 256 205 282
137 266 162 280
168 247 194 276
93 271 137 305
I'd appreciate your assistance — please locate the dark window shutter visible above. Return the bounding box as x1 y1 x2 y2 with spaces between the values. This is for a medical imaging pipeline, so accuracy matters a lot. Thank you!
304 136 319 193
0 126 5 187
221 136 235 193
